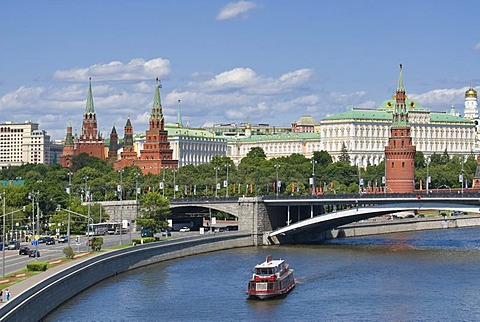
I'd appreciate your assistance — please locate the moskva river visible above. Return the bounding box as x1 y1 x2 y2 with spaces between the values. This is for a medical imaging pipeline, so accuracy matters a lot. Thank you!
45 227 480 322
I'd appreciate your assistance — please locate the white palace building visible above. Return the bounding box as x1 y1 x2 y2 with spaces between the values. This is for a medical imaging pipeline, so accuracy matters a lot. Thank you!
225 86 479 166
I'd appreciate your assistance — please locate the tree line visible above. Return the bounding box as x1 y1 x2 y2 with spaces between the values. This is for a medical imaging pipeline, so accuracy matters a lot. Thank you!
0 148 477 235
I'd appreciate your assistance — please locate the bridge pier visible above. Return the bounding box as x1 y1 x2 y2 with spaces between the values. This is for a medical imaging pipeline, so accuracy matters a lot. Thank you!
237 197 271 246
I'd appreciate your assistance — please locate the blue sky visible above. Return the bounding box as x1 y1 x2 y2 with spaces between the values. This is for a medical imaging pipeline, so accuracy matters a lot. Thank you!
1 0 479 140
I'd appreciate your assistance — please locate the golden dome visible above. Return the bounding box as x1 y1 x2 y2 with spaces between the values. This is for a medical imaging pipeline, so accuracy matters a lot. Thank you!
245 123 251 130
466 86 477 98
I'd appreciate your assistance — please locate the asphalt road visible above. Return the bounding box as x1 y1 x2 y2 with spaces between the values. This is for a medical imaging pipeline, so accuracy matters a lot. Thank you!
0 230 203 277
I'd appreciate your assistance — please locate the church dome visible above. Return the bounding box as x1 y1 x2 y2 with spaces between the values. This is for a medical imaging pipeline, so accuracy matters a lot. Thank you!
465 86 477 98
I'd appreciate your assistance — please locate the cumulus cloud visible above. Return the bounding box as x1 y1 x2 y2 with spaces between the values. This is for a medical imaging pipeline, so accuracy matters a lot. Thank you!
216 1 258 20
54 58 171 82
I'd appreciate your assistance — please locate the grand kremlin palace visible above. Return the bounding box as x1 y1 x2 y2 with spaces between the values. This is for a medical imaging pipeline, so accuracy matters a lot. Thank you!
225 88 478 167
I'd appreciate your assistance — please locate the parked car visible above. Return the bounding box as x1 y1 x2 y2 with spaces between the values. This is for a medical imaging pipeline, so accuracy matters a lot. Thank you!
19 246 30 255
179 227 190 232
28 249 40 257
45 237 55 245
57 236 68 243
37 237 46 243
141 228 154 238
7 240 20 250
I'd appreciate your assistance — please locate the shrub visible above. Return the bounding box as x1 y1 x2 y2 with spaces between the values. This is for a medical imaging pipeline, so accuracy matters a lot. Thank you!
90 237 103 251
132 237 156 245
63 246 75 259
27 262 48 271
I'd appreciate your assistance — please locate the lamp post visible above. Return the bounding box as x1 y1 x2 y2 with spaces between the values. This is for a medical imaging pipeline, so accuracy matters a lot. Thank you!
1 191 5 276
134 172 140 243
426 157 431 195
67 171 73 247
173 169 177 199
225 164 231 197
461 156 464 195
274 164 280 197
214 167 219 198
28 191 40 260
84 176 91 245
118 169 124 245
56 206 93 251
311 159 317 194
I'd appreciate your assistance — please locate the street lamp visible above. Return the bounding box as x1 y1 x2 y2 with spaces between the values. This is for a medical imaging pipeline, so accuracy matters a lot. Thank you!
214 167 219 198
118 169 124 245
28 191 40 261
225 164 231 197
56 206 93 251
173 169 177 199
274 164 280 197
310 159 317 194
67 171 73 247
426 157 431 195
84 176 91 245
460 156 464 194
1 191 5 276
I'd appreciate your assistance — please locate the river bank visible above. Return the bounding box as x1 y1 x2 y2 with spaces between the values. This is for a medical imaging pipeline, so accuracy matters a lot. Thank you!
328 214 480 239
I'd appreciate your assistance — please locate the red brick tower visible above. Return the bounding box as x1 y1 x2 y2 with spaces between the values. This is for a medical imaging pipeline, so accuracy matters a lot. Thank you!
137 79 178 174
114 117 138 170
76 78 105 159
60 122 75 167
107 124 119 161
385 65 416 193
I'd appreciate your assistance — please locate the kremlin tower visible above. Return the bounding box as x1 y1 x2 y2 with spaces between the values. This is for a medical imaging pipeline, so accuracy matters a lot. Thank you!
464 85 478 120
60 78 105 167
384 65 416 193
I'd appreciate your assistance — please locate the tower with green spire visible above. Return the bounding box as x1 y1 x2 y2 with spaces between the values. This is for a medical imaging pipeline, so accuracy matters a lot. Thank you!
74 78 105 159
384 64 416 193
137 79 178 174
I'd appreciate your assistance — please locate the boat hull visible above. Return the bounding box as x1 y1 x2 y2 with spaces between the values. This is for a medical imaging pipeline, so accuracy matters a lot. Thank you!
247 282 295 300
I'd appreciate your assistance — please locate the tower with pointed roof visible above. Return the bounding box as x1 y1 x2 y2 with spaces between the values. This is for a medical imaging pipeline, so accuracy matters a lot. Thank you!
60 121 75 167
114 117 139 171
108 124 118 161
384 65 416 193
75 78 105 159
134 79 177 174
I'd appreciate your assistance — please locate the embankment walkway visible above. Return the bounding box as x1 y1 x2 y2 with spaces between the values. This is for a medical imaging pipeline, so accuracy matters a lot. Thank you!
0 232 253 322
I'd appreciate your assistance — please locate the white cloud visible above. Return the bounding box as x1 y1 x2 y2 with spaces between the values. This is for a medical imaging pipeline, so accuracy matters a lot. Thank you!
53 58 171 82
216 1 258 20
474 42 480 51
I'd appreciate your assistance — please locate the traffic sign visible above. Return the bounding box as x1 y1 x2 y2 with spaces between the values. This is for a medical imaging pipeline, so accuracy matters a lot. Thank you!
31 241 38 246
34 235 39 241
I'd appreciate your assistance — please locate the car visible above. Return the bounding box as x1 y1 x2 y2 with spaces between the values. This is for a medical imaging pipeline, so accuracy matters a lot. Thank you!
141 229 154 238
37 237 46 243
45 237 55 245
28 249 40 257
19 246 30 255
179 227 190 232
57 236 68 243
7 240 20 250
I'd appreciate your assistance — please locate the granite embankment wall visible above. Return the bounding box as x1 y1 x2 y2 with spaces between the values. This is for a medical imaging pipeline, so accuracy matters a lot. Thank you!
0 233 253 322
328 215 480 239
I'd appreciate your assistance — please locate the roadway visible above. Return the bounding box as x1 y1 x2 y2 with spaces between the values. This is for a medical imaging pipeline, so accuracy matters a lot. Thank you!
0 230 210 277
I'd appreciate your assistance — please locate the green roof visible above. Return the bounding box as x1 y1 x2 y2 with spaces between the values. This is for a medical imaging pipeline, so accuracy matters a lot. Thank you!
430 112 474 123
378 98 425 111
323 109 392 121
226 132 320 142
165 124 218 138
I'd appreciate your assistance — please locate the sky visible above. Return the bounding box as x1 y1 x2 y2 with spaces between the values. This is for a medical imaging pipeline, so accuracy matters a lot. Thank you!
1 0 480 141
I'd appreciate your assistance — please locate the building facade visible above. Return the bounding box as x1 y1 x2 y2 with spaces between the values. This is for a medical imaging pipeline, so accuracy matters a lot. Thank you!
0 121 51 169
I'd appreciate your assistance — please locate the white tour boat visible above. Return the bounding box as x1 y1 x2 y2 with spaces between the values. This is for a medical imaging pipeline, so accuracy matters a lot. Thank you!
246 255 295 300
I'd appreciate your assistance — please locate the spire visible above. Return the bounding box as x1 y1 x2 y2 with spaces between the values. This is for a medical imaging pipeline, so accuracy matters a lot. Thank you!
64 121 74 146
126 116 132 128
397 64 405 93
392 64 408 127
150 78 163 120
176 99 183 127
111 124 117 134
85 77 95 114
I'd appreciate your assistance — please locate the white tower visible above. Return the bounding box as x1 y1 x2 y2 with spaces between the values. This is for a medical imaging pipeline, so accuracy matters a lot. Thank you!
464 85 478 120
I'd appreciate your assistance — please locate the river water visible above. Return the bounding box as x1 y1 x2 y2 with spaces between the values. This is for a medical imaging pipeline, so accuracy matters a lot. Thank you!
45 227 480 322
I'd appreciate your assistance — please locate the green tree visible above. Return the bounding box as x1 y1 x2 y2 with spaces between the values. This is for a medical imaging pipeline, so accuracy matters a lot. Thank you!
313 150 333 168
137 192 170 232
